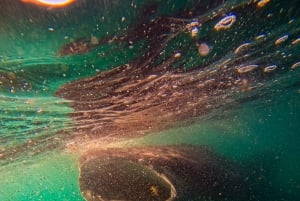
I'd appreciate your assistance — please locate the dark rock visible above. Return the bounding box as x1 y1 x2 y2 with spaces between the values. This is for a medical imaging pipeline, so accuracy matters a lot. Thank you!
79 145 251 201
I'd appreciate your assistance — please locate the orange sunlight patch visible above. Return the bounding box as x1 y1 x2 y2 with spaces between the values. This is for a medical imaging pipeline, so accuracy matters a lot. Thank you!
21 0 76 8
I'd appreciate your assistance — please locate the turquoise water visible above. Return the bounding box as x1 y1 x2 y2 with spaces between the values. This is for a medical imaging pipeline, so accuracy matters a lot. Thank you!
0 0 300 200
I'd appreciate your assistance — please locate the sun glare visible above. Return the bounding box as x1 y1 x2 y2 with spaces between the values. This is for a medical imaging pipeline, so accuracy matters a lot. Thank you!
21 0 76 8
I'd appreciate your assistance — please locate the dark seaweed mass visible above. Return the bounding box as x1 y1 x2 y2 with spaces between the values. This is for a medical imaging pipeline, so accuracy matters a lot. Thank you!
56 0 300 140
79 145 256 201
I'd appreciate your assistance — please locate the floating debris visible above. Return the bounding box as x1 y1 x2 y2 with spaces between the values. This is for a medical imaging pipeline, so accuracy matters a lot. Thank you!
90 36 99 45
288 19 295 24
291 38 300 45
48 27 55 32
198 43 210 57
257 0 271 8
36 108 43 114
234 43 251 54
291 62 300 69
255 34 266 40
59 37 97 56
191 27 199 37
9 86 15 93
214 15 236 31
186 21 200 30
237 65 259 74
275 35 289 45
147 75 158 80
174 52 182 58
186 21 200 37
263 65 277 73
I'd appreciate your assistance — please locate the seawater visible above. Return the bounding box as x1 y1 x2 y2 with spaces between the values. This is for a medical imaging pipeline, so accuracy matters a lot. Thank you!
0 0 300 200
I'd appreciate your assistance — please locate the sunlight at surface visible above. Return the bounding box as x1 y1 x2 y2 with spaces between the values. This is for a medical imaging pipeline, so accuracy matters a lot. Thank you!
21 0 76 8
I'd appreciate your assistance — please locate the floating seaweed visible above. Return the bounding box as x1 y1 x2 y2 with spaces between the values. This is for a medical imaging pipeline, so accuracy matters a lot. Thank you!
54 0 300 144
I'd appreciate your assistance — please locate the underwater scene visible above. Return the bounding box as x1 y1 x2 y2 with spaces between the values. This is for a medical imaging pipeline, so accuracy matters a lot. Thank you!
0 0 300 200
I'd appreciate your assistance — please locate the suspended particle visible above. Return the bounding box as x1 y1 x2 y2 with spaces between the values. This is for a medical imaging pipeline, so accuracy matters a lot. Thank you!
24 99 33 104
174 52 182 58
36 108 43 114
288 19 295 24
291 38 300 45
275 35 289 45
9 86 15 93
234 43 251 55
214 15 236 31
236 65 258 74
186 21 200 30
257 0 271 8
198 43 210 57
90 36 99 45
263 65 277 73
255 34 266 40
291 61 300 69
191 27 199 37
48 27 55 32
147 75 158 80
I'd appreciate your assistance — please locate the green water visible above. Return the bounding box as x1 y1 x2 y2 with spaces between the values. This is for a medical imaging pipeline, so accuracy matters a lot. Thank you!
0 0 300 200
0 152 84 201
